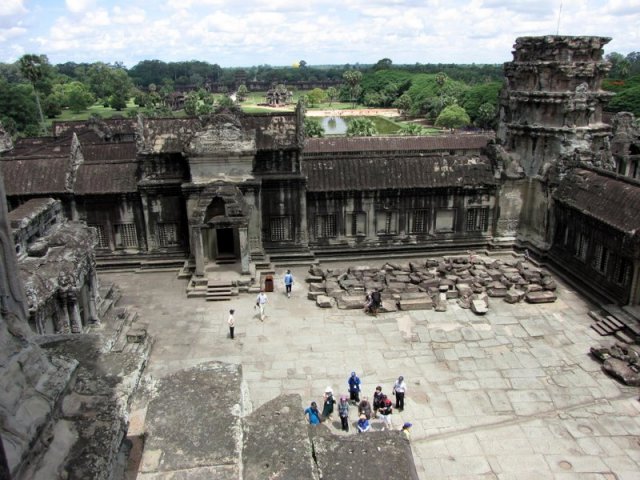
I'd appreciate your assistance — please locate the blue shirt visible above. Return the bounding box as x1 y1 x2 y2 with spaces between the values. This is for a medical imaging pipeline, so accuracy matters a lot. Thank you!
284 273 293 285
304 406 321 424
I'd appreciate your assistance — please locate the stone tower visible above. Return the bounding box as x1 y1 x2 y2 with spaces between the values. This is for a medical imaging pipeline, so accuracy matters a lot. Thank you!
497 36 613 179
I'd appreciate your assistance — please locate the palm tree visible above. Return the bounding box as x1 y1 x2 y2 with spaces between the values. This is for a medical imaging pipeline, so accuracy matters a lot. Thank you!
18 54 49 133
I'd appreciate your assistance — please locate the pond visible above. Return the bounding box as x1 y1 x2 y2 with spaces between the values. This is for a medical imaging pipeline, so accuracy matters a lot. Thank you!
321 116 348 135
319 116 403 135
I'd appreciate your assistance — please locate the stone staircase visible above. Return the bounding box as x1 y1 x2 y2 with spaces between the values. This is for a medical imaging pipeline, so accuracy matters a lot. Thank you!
206 280 236 301
590 305 640 343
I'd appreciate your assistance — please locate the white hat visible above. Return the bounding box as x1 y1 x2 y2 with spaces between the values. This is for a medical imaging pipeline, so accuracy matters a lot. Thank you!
325 386 333 393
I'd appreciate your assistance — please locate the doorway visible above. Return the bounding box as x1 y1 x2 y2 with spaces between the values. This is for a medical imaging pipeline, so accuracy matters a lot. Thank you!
216 228 236 259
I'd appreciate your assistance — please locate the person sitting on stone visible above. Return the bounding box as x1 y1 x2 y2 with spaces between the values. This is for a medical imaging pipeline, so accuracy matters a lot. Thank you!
357 414 371 433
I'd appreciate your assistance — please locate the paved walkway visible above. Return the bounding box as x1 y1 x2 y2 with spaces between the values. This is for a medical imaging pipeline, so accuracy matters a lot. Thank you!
105 264 640 480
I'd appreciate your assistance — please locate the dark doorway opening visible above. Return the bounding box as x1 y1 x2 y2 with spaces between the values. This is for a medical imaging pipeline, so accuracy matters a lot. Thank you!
216 228 235 258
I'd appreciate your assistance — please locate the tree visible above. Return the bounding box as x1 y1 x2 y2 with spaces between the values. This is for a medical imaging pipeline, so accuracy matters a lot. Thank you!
299 60 307 68
346 117 377 136
476 102 497 130
373 58 393 71
236 84 249 102
343 69 363 108
184 91 199 116
18 54 50 132
435 105 471 129
0 78 39 135
326 87 338 106
307 88 326 106
399 123 425 135
393 93 413 117
304 117 324 137
65 81 95 113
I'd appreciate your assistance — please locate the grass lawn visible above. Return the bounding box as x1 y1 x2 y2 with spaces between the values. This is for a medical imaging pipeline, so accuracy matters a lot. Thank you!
45 99 140 128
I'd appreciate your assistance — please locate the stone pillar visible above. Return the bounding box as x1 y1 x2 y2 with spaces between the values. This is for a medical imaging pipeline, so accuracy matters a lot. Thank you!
69 294 82 333
299 188 309 246
56 297 71 334
140 192 154 253
193 226 205 276
87 270 100 324
628 261 640 306
239 226 250 274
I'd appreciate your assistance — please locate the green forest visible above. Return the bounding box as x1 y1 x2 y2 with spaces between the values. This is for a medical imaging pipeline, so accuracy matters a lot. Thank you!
1 52 639 138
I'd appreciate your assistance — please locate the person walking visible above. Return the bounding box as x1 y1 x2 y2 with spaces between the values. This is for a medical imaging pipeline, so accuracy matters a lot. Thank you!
255 290 268 321
284 269 294 298
322 386 335 421
304 401 321 425
227 309 235 339
378 394 393 431
392 375 406 411
338 395 350 432
357 414 371 433
348 371 361 404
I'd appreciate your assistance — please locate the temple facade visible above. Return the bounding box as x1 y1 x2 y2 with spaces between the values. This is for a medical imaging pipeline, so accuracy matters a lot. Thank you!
1 36 639 308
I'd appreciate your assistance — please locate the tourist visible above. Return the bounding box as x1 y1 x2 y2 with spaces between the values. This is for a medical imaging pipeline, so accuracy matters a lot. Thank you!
284 269 294 298
392 375 406 411
357 414 371 433
378 395 393 431
363 291 372 313
227 309 235 339
358 396 372 420
338 395 350 431
372 385 384 418
304 401 321 425
255 290 268 321
348 371 361 404
370 289 382 316
322 386 335 420
401 422 412 439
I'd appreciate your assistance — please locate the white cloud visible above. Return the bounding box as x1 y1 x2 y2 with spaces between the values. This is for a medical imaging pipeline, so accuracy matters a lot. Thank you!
112 6 146 24
65 0 94 14
0 0 28 16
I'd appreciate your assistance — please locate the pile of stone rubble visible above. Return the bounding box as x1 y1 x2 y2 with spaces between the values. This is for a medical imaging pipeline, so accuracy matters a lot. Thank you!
306 254 557 314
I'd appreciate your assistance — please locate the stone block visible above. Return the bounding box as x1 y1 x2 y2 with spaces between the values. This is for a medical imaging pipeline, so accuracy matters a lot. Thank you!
405 284 420 293
337 295 366 309
471 299 489 314
309 266 324 277
525 291 557 303
308 282 325 293
379 300 398 313
525 284 543 293
446 290 459 299
386 281 406 292
307 291 322 301
456 283 473 296
486 269 503 281
504 287 525 304
542 277 557 291
487 281 507 297
398 293 433 311
316 295 334 308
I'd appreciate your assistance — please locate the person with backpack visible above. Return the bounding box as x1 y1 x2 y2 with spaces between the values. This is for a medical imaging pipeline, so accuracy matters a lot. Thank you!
372 385 385 418
378 394 393 431
348 371 361 404
322 386 335 421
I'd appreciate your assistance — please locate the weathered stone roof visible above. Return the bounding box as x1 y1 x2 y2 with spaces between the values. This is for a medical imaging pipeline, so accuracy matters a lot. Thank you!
1 156 71 195
303 154 496 192
553 168 640 234
304 134 493 154
75 162 139 194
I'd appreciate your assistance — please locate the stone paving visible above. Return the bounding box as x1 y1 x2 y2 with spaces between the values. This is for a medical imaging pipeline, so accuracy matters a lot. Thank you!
104 263 640 480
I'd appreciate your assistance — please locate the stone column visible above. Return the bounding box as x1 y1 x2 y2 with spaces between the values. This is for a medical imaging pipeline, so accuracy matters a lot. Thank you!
299 188 309 246
193 226 205 276
140 192 154 253
57 297 71 334
87 268 100 324
69 294 82 333
239 226 250 274
628 261 640 306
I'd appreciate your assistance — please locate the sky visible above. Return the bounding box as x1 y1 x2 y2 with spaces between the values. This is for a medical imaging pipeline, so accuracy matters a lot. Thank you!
1 0 639 68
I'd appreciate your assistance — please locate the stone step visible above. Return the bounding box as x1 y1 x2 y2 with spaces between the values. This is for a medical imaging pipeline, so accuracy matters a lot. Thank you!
603 316 624 331
591 323 610 336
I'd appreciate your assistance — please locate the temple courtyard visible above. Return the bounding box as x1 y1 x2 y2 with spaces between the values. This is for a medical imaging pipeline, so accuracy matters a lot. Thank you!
104 260 640 480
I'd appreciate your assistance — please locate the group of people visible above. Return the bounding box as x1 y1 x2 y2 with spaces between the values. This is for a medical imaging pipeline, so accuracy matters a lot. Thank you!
304 373 409 435
226 270 295 337
364 289 382 316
